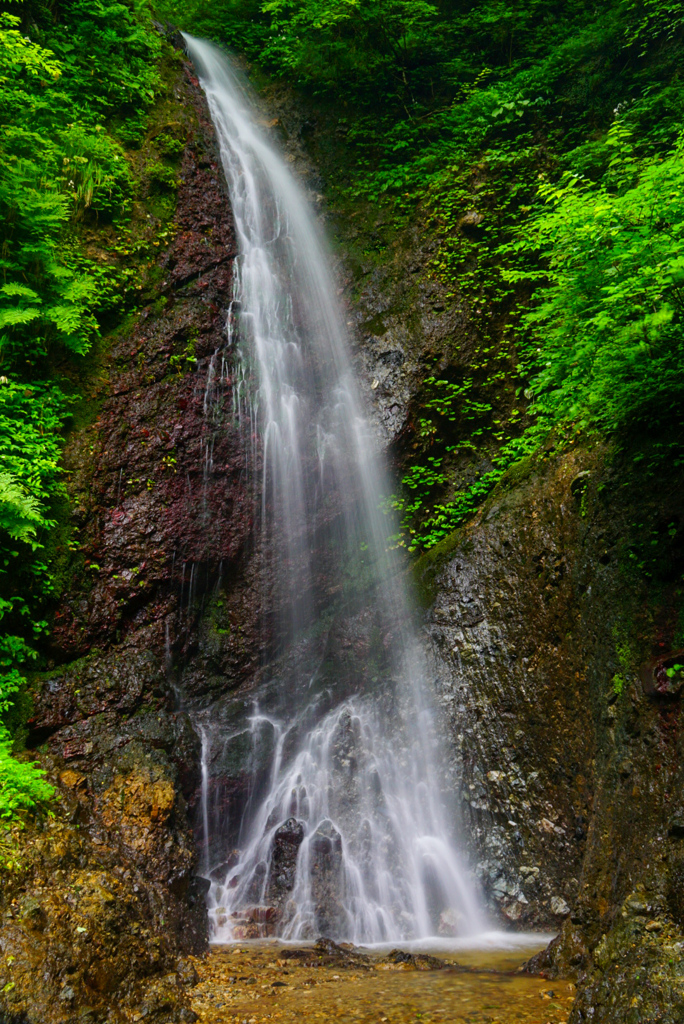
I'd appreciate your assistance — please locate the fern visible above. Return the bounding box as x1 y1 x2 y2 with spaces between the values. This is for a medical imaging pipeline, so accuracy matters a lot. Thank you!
0 472 43 546
503 125 684 428
0 729 54 819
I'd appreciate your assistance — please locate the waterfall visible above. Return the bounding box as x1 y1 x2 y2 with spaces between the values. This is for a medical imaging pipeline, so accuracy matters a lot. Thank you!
183 35 484 944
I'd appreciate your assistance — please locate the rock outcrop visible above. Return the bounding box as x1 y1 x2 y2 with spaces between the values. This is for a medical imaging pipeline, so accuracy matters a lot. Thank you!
0 46 252 1024
415 439 684 1022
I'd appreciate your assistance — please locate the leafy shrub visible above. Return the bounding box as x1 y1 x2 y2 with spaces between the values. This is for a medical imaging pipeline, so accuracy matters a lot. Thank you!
505 123 684 429
38 0 161 119
59 122 133 218
0 0 161 818
0 732 54 819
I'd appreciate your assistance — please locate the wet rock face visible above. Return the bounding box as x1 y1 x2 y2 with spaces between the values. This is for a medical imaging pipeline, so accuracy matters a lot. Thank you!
419 453 596 931
267 817 305 906
416 442 684 1022
0 53 255 1024
32 649 161 733
49 61 261 684
309 820 346 938
1 662 205 1024
0 816 204 1023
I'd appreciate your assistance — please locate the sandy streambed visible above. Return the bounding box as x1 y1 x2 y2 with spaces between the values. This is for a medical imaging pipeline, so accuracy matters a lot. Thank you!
187 938 574 1023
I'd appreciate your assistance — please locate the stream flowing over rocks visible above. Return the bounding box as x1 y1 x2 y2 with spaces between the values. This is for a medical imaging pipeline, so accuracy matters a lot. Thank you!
2 28 684 1024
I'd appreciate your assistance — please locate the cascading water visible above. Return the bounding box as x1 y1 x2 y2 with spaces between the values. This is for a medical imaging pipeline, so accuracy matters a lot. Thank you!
183 35 485 944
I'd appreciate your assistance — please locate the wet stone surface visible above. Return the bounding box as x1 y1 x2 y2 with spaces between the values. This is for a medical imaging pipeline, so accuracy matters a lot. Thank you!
188 940 575 1023
0 49 240 1024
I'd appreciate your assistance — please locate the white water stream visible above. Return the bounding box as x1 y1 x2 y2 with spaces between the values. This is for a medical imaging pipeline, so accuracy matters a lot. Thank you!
184 35 485 944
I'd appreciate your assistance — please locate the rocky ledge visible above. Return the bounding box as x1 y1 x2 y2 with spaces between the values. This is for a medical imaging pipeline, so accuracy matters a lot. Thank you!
416 438 684 1023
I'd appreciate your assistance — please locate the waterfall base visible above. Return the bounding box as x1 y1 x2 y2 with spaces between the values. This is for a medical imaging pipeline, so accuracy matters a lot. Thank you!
186 938 572 1024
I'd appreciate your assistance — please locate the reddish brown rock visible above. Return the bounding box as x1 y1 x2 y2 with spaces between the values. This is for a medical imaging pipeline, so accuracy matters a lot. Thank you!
0 46 255 1024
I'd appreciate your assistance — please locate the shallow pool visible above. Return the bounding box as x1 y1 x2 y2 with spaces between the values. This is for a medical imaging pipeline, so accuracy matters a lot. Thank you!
189 935 574 1024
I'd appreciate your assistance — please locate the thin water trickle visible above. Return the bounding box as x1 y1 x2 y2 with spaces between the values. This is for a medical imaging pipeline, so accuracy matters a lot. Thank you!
200 725 211 875
165 620 172 674
183 35 485 944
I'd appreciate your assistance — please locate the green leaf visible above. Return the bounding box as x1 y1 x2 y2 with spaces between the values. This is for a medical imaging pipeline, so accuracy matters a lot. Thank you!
0 308 42 328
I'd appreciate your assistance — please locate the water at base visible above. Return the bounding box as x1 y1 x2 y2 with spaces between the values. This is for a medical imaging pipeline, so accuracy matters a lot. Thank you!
183 35 486 945
190 940 573 1024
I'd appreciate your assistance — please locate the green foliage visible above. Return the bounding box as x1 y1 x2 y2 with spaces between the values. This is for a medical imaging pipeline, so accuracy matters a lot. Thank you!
154 0 267 54
146 159 178 192
39 0 161 121
0 474 42 546
168 334 197 374
0 3 159 364
612 623 633 679
0 379 66 540
257 0 439 94
58 123 133 217
0 640 52 820
609 624 633 694
161 0 684 556
504 124 684 429
0 0 161 818
0 18 91 362
389 429 540 551
624 0 684 52
0 731 54 819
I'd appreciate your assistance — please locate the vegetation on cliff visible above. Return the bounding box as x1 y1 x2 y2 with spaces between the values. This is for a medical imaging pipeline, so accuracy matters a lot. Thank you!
159 0 684 550
1 0 683 810
0 0 161 814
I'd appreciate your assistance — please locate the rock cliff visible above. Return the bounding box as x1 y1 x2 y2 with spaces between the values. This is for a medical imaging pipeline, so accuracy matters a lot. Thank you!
0 48 251 1024
2 35 684 1024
